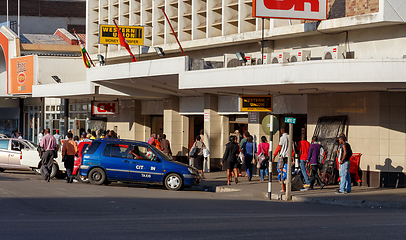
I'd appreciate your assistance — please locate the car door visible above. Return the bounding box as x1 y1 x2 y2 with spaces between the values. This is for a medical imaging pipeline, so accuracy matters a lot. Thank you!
101 143 131 180
9 140 23 168
129 144 163 183
0 139 10 168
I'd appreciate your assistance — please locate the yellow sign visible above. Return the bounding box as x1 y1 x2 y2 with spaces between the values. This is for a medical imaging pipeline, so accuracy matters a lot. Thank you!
99 24 144 46
241 95 273 112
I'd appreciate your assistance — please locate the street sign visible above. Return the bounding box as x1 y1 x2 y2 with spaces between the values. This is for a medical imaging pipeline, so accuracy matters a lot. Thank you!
261 115 279 135
240 95 273 112
285 117 296 124
99 24 144 46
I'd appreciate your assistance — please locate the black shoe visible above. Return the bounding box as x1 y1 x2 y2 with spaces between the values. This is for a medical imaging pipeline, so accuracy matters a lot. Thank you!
320 183 325 190
248 177 252 181
46 175 50 182
69 176 74 183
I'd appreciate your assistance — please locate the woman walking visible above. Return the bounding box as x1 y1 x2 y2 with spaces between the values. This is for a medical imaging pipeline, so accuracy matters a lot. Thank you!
190 135 204 175
222 136 240 185
61 132 78 183
257 136 270 181
242 136 256 181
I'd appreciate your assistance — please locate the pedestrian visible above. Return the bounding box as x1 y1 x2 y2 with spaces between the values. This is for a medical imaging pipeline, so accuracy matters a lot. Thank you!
74 135 80 145
336 135 352 194
242 135 256 181
297 134 311 189
39 128 57 182
199 129 204 142
190 135 204 175
38 129 45 145
148 133 156 145
258 136 270 181
221 135 240 185
61 132 78 183
53 129 62 151
86 129 92 139
307 136 325 190
109 130 117 139
160 134 172 157
90 131 96 140
155 134 162 150
273 127 290 193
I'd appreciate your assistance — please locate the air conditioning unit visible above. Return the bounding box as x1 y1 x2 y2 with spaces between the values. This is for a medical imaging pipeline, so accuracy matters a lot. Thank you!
324 46 345 60
255 53 269 64
290 50 311 62
245 55 253 65
224 54 240 68
271 52 290 64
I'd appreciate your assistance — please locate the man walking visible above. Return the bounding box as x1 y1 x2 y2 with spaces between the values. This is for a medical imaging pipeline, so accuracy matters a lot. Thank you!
53 129 62 151
39 128 57 182
61 132 78 183
160 134 172 157
276 127 289 193
297 134 311 189
336 136 352 194
307 136 325 190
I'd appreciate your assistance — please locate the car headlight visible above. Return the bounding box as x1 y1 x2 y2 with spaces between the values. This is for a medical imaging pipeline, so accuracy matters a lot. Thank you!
188 168 195 174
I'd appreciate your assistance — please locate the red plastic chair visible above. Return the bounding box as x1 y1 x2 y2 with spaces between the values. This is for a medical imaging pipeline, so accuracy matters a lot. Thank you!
337 153 362 184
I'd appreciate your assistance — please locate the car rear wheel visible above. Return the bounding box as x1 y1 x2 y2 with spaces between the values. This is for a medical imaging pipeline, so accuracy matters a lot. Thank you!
88 168 106 185
76 171 89 183
164 173 183 191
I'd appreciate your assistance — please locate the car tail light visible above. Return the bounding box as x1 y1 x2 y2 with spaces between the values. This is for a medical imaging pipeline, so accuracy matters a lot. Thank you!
20 152 22 160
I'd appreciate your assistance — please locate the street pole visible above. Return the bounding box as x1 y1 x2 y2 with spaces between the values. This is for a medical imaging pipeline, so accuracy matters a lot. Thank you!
286 123 293 201
18 0 20 37
268 115 273 200
261 18 264 64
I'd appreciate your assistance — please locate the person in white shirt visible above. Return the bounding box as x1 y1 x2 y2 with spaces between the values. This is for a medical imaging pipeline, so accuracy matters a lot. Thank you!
37 129 45 145
53 129 62 151
277 127 289 193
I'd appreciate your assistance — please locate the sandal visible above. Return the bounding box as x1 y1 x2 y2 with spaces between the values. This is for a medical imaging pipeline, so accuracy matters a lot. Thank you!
235 178 239 184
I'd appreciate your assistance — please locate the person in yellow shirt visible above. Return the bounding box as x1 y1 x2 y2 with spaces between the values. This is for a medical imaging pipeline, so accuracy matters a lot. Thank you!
90 131 97 140
62 132 78 183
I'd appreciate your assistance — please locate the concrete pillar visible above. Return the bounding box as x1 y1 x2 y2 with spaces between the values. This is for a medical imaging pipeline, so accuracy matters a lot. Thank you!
203 94 223 172
134 100 150 141
164 97 189 163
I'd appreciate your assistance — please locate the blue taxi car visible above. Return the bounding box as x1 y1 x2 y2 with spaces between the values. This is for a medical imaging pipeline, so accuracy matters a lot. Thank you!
79 139 201 190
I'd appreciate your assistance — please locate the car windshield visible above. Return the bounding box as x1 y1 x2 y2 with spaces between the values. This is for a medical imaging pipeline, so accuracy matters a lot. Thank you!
23 140 38 149
149 145 172 161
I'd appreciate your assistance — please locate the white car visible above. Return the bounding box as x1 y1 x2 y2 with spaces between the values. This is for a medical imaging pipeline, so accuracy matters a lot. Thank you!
0 138 66 178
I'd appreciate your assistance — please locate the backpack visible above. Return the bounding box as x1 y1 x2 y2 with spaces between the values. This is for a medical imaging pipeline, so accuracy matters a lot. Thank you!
318 146 325 168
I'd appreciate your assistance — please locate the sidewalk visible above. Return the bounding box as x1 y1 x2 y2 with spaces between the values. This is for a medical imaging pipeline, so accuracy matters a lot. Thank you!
194 171 406 209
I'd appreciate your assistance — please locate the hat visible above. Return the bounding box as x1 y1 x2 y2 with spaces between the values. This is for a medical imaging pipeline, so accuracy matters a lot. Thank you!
56 129 59 133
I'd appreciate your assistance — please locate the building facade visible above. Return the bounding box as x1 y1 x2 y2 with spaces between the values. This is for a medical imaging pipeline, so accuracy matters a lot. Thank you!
5 0 406 188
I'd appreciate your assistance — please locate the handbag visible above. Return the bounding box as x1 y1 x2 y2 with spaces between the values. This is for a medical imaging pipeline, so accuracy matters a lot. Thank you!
237 152 245 164
258 144 269 164
203 148 210 158
190 143 198 158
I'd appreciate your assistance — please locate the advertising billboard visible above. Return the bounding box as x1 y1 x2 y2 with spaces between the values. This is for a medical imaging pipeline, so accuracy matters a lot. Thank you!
253 0 327 20
92 101 119 115
240 95 273 112
99 24 144 46
9 55 35 95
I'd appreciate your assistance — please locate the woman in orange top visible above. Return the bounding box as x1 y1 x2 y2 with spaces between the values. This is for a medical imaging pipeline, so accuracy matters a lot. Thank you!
62 132 78 183
155 134 162 150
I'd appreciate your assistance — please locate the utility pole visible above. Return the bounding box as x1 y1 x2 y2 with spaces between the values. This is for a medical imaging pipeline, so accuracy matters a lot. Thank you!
284 117 296 201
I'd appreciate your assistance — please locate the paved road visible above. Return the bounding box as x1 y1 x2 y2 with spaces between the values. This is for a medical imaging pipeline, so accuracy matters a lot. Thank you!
0 171 405 240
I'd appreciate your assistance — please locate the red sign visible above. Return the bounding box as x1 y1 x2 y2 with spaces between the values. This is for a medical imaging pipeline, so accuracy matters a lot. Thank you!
92 101 119 115
253 0 327 20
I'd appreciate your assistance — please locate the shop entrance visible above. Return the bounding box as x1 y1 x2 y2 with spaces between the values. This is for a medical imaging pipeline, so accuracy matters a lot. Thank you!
151 116 163 136
188 115 204 149
229 115 248 142
24 106 41 143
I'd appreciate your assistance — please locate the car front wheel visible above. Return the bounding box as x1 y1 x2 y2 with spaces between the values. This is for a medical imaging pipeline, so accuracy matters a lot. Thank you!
88 168 106 185
164 173 183 191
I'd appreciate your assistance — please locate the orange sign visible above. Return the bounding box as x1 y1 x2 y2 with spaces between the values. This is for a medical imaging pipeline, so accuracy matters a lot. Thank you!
0 32 9 94
9 55 35 94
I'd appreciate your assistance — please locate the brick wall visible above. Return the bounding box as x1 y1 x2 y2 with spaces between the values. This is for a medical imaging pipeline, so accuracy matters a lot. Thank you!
302 0 379 23
346 0 379 17
0 0 85 18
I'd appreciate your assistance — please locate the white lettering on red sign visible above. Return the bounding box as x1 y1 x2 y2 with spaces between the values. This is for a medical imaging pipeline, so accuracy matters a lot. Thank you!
253 0 327 20
245 56 251 61
279 54 282 58
263 55 267 59
298 52 302 57
92 101 119 115
333 48 337 53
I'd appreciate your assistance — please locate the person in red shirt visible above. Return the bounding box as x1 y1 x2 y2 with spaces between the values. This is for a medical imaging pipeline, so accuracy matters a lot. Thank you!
297 134 311 188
